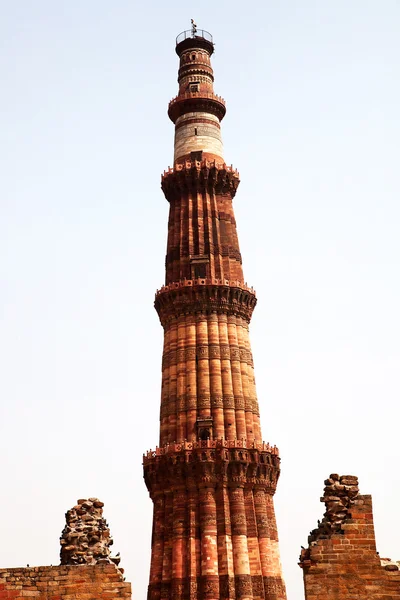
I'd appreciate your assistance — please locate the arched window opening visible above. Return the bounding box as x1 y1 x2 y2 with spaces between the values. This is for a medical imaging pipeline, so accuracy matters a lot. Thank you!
199 428 210 441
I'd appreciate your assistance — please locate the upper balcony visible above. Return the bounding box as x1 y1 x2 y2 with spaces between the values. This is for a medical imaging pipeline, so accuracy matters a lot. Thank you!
175 29 214 56
168 91 226 123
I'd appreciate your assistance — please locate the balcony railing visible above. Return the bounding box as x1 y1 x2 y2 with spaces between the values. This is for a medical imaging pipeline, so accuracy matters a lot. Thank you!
144 439 280 461
168 91 225 110
176 29 213 46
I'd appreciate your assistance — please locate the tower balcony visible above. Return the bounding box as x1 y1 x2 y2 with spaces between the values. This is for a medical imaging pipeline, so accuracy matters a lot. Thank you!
143 438 281 496
156 278 255 296
175 29 214 56
168 91 226 123
161 158 239 200
154 278 257 326
144 438 280 460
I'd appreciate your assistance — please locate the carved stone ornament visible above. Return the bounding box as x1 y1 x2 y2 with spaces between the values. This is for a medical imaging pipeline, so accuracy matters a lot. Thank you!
143 442 280 496
162 161 238 201
155 281 257 326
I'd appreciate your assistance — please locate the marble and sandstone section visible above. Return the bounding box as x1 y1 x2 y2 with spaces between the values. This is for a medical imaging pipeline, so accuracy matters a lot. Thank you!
60 497 121 569
174 112 223 163
0 564 130 600
168 38 226 165
299 474 400 599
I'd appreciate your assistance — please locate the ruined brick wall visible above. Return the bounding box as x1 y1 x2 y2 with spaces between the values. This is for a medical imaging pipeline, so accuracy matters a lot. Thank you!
299 474 400 599
0 563 131 600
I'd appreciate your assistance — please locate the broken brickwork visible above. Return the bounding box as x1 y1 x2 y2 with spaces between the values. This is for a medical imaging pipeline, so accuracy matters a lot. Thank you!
0 498 131 600
60 497 120 568
299 474 400 599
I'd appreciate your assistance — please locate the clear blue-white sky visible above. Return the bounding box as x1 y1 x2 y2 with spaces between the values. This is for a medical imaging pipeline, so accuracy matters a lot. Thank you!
1 2 399 598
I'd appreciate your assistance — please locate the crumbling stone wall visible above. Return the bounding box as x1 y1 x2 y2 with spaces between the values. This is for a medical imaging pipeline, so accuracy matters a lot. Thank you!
0 564 131 599
299 474 400 599
0 498 131 600
60 497 120 568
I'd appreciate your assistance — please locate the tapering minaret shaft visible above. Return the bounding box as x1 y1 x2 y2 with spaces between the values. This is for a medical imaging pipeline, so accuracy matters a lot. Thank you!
164 190 243 286
144 27 287 600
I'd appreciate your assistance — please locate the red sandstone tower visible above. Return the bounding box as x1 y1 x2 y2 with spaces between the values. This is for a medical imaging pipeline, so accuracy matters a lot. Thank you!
143 26 287 600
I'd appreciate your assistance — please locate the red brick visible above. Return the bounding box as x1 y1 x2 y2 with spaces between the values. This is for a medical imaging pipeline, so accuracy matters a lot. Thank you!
300 475 400 600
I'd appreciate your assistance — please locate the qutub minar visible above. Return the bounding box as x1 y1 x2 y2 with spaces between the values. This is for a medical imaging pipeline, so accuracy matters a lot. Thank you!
0 22 398 600
143 23 287 600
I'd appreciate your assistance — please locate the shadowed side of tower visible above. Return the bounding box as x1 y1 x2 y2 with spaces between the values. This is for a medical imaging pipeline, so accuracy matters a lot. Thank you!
143 27 287 600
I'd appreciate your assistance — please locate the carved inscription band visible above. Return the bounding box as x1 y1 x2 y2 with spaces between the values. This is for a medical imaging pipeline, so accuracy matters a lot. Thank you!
148 575 286 600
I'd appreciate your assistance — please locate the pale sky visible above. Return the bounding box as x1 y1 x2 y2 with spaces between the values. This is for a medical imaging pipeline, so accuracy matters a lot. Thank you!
1 2 399 599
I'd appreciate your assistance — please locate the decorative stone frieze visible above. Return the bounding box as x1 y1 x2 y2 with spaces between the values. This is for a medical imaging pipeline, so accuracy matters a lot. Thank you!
162 161 239 200
155 280 257 325
143 439 280 497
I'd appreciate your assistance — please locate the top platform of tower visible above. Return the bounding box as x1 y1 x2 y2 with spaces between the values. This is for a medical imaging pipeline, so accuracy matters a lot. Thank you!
175 29 214 56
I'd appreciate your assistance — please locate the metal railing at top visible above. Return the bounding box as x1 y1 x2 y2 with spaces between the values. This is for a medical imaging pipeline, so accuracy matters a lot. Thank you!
176 29 213 46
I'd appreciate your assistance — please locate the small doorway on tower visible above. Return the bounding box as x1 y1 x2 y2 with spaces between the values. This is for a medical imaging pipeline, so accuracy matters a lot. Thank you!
190 255 209 281
197 417 213 441
190 150 203 162
189 82 200 93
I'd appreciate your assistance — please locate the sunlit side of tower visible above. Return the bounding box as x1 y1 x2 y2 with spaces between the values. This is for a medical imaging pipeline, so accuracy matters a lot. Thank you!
143 26 287 600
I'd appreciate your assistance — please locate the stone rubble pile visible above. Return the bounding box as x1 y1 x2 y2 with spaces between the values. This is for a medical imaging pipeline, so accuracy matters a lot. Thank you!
300 474 359 564
60 498 121 568
308 474 359 543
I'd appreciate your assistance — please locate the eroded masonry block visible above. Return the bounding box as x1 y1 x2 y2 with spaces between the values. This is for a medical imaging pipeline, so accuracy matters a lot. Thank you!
299 474 400 599
60 497 120 567
0 498 131 600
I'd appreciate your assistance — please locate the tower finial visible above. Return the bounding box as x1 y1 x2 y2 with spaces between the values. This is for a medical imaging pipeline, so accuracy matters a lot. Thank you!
191 18 197 36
